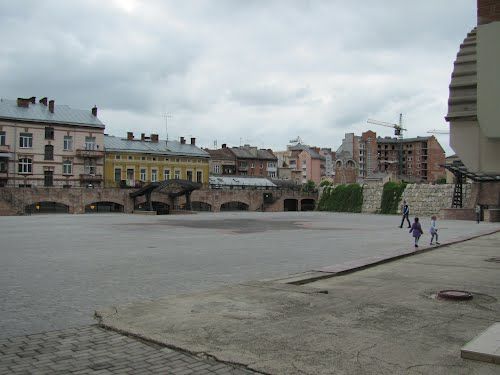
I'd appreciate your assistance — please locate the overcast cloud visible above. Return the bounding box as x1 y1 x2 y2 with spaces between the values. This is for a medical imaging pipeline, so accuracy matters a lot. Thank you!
0 0 477 154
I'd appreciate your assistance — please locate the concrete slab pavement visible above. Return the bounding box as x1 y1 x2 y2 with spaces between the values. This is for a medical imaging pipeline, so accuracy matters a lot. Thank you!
96 231 500 374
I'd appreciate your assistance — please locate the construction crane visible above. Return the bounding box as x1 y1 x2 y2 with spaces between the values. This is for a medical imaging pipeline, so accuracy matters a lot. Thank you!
367 114 407 178
427 129 449 135
289 136 304 144
367 113 407 138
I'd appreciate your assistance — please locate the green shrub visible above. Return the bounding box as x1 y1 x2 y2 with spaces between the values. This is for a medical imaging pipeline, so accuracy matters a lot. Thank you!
317 183 363 212
380 181 407 214
436 177 447 184
302 180 316 193
319 179 333 187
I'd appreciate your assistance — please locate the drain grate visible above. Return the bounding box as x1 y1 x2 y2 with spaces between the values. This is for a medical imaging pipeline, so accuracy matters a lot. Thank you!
485 257 500 263
437 290 473 301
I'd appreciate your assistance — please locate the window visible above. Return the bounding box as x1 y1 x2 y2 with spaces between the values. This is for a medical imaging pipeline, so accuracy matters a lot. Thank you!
151 169 157 182
174 170 180 179
114 168 121 182
128 156 133 160
250 163 255 168
63 160 72 175
141 156 146 160
140 168 147 181
19 133 32 148
115 155 121 160
196 171 202 183
164 169 170 180
44 171 53 187
84 159 96 175
213 165 220 174
85 136 96 150
0 131 5 146
268 171 276 178
260 163 263 169
186 170 193 181
63 136 73 151
0 159 7 173
18 158 32 173
45 127 54 140
44 145 54 160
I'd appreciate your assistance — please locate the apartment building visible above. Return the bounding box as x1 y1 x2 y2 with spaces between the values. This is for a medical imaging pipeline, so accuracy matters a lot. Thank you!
103 133 209 187
205 145 237 175
0 97 105 188
223 145 277 178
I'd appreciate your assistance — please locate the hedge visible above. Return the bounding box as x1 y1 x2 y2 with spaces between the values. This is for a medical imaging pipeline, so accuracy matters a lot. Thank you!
380 181 407 214
317 183 363 212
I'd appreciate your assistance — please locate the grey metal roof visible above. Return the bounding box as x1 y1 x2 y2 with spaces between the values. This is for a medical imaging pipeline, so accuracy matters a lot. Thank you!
209 176 277 187
445 28 477 122
303 148 325 160
104 135 209 158
0 99 105 128
229 147 277 160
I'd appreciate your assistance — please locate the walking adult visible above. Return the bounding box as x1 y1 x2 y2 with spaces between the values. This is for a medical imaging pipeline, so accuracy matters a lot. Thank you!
400 200 411 228
475 204 481 224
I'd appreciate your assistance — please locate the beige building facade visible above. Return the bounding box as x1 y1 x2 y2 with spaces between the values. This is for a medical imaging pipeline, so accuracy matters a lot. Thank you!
0 97 105 188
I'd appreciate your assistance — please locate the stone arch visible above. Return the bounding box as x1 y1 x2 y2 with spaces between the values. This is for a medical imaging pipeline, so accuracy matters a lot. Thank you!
300 198 315 211
336 160 343 168
192 201 212 212
346 160 355 168
220 201 249 211
284 198 298 211
26 201 69 214
84 201 124 213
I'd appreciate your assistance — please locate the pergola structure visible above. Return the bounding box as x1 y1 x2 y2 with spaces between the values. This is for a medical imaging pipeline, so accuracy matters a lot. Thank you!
129 179 202 212
443 160 500 208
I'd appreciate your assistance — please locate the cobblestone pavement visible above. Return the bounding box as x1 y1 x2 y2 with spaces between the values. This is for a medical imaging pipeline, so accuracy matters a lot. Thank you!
0 325 257 374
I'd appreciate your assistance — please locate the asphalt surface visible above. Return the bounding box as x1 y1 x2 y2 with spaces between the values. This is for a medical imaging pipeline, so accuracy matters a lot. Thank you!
1 212 498 339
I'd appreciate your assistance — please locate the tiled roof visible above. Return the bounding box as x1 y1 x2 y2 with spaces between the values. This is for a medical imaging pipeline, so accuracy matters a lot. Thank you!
104 135 209 157
0 99 105 128
229 147 277 160
445 28 477 121
205 148 235 161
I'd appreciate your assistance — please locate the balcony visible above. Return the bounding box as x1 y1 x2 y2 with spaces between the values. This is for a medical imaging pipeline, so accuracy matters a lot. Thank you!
0 144 10 153
76 148 104 158
80 173 103 183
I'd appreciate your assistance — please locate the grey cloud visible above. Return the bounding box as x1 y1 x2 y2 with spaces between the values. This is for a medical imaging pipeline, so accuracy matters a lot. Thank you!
229 85 310 107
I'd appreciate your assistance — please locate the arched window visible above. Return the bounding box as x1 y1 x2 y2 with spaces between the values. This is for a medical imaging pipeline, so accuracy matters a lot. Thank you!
336 160 343 168
346 160 355 168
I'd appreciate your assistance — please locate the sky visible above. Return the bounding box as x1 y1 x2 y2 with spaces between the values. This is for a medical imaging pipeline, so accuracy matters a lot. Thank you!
0 1 477 155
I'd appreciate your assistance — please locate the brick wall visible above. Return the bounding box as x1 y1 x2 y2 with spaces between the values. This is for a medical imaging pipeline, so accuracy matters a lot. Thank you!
478 0 500 25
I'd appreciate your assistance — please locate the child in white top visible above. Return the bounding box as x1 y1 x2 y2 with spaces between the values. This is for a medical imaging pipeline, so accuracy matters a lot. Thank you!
430 215 440 245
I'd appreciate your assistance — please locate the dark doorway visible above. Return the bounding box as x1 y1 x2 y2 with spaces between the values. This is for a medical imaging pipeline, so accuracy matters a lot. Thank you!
220 201 249 211
284 199 298 211
134 201 170 215
192 201 212 212
85 202 124 213
300 199 315 211
27 201 69 214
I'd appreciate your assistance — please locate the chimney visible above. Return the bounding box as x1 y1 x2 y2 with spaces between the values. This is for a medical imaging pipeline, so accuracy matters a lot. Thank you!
91 106 97 116
39 97 48 106
222 143 227 148
48 100 54 113
151 134 159 143
16 98 30 108
141 133 146 141
190 137 196 145
180 136 185 144
30 96 36 104
127 132 134 140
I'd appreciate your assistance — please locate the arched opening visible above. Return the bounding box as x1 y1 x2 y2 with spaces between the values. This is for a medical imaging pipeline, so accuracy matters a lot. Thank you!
284 199 298 211
220 201 249 211
134 201 170 215
346 160 355 168
191 201 212 212
85 201 124 213
300 199 315 211
336 160 343 168
26 201 69 214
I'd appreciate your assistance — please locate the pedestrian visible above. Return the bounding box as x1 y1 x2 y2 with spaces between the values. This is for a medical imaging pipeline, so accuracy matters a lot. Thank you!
409 217 423 248
400 200 411 228
475 204 481 224
429 215 440 245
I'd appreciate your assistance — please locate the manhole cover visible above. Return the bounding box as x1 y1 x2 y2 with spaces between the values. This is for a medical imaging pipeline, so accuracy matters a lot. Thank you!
437 290 473 301
485 257 500 263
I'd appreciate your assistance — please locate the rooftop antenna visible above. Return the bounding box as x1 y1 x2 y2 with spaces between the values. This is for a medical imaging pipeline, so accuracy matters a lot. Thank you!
213 140 218 148
163 112 172 145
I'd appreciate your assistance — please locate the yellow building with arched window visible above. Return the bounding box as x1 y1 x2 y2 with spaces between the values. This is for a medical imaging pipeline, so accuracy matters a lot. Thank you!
103 132 209 187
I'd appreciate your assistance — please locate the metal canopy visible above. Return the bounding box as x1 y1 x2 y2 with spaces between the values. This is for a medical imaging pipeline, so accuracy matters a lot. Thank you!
443 161 500 182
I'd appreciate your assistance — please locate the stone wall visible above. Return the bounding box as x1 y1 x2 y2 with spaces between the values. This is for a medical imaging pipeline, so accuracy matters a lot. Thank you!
401 183 471 218
361 183 383 213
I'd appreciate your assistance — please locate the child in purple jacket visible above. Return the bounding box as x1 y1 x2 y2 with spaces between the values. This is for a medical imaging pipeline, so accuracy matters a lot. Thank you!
409 217 423 248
